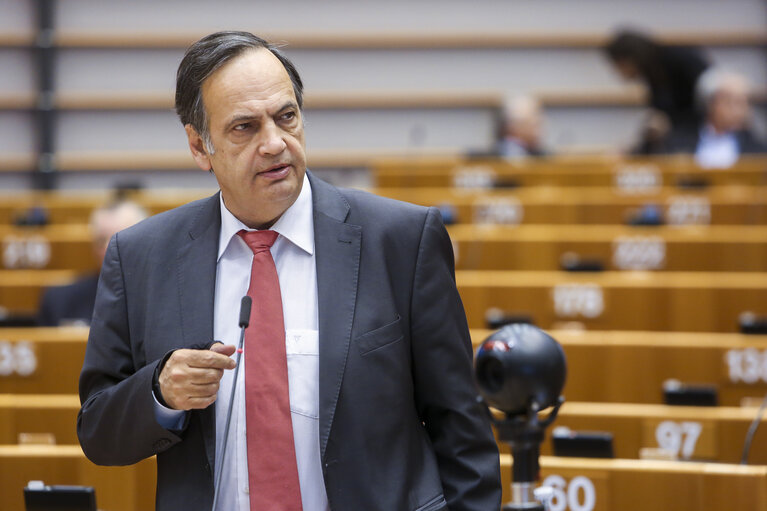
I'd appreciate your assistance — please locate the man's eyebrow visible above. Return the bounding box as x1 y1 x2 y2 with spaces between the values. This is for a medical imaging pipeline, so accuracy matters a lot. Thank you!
225 114 258 130
224 101 298 130
276 100 298 113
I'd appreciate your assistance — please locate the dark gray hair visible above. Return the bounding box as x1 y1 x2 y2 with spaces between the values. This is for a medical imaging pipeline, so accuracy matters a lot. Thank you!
175 31 304 151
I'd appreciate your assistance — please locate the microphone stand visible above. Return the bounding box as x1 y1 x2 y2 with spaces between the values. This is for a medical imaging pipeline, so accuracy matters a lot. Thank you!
211 296 251 511
487 397 564 511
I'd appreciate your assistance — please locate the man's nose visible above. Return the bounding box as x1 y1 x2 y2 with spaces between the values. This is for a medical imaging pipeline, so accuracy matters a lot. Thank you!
259 123 288 156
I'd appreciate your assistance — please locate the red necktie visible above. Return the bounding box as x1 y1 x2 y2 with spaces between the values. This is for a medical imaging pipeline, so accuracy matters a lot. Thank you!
238 230 303 510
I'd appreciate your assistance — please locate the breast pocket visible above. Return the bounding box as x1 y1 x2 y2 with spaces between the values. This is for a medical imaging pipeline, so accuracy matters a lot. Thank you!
355 315 404 356
286 329 319 419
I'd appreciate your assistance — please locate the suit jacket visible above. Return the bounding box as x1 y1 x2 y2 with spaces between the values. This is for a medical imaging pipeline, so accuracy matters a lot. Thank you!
662 127 767 156
77 173 501 511
37 274 99 326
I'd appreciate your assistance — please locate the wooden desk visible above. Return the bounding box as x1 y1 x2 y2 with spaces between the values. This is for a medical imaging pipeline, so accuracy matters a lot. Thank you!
0 225 97 271
0 444 763 511
3 395 764 466
0 270 79 315
448 224 767 272
0 327 88 394
373 154 767 188
6 269 766 329
5 223 767 272
536 401 766 464
0 394 79 444
0 190 208 225
2 183 766 227
457 270 767 332
500 454 767 510
2 328 767 404
0 444 155 511
374 185 767 225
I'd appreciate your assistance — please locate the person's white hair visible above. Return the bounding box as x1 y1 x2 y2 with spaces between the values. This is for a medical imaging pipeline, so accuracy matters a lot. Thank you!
503 95 541 127
696 68 750 112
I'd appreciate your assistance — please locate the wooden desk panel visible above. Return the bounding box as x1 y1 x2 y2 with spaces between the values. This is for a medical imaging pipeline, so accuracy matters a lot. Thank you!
0 394 79 444
374 185 767 225
0 196 104 225
449 224 767 272
1 225 97 271
373 154 767 189
3 328 767 405
501 455 767 511
5 224 767 272
0 444 764 511
4 269 767 331
3 395 764 466
0 445 155 511
0 270 79 315
458 270 767 332
0 328 88 394
529 402 766 464
0 191 208 225
1 184 766 227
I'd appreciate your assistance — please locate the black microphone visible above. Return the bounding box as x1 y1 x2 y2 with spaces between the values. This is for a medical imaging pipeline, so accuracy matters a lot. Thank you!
212 296 251 510
239 296 251 328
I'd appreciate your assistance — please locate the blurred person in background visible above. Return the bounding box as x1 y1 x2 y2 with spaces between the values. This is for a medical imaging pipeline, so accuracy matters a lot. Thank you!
605 29 710 154
496 95 548 158
665 69 767 168
37 200 148 326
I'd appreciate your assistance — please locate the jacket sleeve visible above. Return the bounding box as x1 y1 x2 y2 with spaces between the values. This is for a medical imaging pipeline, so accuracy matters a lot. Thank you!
77 233 183 466
410 208 502 510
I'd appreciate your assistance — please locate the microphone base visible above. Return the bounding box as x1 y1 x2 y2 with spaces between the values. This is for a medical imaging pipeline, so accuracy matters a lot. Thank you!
502 482 546 511
503 504 545 511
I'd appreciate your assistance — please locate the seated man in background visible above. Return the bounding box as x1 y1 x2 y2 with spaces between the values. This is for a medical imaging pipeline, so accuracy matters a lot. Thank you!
665 69 767 168
496 95 548 158
37 200 147 326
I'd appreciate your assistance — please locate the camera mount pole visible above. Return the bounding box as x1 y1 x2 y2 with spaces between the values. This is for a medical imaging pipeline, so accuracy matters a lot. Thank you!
489 397 564 511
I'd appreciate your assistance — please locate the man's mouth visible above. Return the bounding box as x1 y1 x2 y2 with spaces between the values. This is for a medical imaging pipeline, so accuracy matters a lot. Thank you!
258 164 291 178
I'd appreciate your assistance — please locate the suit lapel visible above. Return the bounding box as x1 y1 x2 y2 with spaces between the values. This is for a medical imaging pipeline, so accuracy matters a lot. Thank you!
176 193 221 470
309 173 361 460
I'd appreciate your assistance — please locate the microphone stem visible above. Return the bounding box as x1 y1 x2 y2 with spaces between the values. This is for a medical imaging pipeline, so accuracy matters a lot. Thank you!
211 325 247 510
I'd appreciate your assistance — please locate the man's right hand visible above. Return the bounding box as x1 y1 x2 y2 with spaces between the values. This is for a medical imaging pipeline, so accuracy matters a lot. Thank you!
158 344 236 410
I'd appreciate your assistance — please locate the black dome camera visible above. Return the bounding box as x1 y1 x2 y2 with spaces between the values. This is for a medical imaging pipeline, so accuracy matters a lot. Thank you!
475 323 566 415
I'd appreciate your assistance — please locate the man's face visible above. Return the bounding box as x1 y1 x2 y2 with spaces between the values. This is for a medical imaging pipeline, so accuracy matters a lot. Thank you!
186 48 306 229
709 79 750 134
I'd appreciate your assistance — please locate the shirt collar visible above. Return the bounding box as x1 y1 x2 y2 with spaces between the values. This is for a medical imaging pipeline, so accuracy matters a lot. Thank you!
218 173 314 261
700 123 735 141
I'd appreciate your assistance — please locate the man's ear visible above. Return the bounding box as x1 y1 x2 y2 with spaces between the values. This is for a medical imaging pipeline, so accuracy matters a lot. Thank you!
185 124 212 171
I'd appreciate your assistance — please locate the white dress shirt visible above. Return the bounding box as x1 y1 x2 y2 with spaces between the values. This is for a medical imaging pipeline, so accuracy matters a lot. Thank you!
154 174 329 511
695 124 739 169
498 136 531 158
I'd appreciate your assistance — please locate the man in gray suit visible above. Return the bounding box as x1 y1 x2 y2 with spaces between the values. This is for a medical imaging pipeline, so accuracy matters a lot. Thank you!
77 31 501 511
